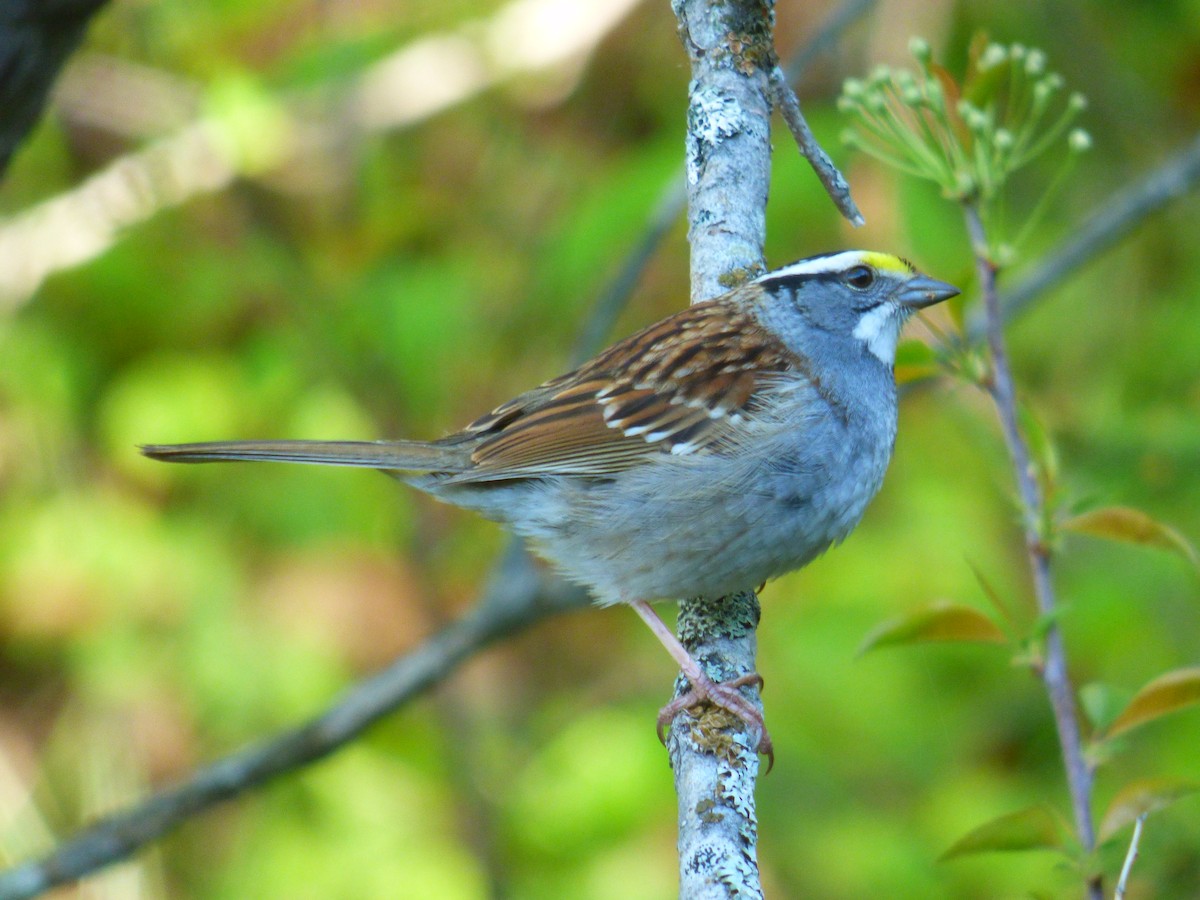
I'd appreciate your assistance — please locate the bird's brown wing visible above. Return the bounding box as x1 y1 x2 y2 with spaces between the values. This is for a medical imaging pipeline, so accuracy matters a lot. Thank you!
443 294 797 482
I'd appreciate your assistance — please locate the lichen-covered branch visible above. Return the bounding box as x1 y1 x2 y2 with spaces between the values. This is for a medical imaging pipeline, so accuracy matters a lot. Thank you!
674 0 774 302
669 0 774 895
575 0 876 357
670 593 765 900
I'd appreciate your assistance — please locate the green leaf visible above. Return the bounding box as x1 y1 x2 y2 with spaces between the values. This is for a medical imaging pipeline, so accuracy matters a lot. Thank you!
858 601 1006 655
1099 777 1200 842
1105 667 1200 739
894 340 940 385
1029 606 1066 642
967 560 1022 629
1062 506 1199 570
940 804 1069 860
1079 682 1130 734
1017 402 1060 498
945 289 968 335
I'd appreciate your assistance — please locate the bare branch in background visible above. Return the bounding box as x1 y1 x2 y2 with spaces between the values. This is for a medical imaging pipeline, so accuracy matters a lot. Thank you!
986 129 1200 336
1114 814 1147 900
0 0 644 309
570 177 687 364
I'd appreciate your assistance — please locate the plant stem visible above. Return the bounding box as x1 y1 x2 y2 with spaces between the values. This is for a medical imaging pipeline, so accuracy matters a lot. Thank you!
963 204 1101 900
1114 814 1147 899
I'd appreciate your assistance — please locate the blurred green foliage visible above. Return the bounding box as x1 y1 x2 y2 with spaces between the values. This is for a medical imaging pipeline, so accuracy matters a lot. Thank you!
0 1 1198 897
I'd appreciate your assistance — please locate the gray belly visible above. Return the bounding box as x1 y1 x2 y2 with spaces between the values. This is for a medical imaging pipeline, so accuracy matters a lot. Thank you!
500 420 895 605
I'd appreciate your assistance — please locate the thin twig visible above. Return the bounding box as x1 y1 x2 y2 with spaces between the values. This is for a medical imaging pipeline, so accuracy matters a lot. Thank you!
1114 813 1147 900
964 205 1102 900
570 177 686 364
769 66 865 226
574 0 877 348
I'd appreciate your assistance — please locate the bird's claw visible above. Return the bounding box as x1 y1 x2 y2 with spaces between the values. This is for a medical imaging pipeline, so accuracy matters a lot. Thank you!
656 671 774 772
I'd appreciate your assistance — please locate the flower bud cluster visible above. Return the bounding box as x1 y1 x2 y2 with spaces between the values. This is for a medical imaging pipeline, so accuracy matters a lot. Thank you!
838 39 1090 203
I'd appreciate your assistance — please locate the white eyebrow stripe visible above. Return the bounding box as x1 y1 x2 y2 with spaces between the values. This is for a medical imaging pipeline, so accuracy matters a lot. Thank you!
759 251 870 280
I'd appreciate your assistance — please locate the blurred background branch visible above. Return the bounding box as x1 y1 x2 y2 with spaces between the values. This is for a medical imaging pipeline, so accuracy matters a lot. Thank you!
0 0 643 310
0 547 588 900
985 129 1200 337
966 201 1100 899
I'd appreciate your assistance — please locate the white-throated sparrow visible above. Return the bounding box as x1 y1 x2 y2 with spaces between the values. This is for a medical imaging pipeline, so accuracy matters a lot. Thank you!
143 250 958 761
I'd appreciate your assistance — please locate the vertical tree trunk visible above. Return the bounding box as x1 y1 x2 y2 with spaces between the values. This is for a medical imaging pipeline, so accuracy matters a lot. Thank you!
668 1 775 896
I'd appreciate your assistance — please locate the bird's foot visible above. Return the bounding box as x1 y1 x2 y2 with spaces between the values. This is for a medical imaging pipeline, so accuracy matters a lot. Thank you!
656 671 774 772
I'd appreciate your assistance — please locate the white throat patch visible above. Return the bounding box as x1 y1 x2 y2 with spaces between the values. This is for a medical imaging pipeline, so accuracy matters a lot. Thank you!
852 304 901 364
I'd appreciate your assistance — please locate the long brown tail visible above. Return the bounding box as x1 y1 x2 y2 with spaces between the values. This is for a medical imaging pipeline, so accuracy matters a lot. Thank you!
140 439 469 472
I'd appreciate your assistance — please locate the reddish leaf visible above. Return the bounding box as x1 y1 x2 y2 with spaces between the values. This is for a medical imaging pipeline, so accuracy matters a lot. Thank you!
858 601 1006 655
1106 667 1200 739
1100 777 1200 842
1063 506 1199 570
940 804 1069 860
964 31 993 83
930 62 968 144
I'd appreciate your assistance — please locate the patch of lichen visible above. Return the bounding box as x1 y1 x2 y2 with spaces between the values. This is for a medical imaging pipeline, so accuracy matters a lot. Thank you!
695 797 725 824
720 0 778 75
677 591 761 644
688 707 754 766
717 263 766 289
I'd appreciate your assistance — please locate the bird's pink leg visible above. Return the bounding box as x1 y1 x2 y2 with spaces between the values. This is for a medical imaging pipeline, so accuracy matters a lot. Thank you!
631 599 773 769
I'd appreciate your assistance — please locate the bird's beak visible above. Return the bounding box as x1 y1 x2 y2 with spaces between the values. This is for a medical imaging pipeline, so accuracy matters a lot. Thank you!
899 274 960 309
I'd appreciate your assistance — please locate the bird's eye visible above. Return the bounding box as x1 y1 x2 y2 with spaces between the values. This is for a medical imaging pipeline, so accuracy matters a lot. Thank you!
845 265 875 290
